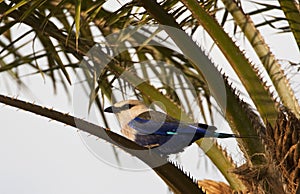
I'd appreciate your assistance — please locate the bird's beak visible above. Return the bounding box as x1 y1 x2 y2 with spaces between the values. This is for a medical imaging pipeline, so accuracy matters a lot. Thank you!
104 106 113 113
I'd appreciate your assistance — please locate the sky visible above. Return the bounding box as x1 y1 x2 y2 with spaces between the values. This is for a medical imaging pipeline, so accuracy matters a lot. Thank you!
0 72 171 194
1 0 300 194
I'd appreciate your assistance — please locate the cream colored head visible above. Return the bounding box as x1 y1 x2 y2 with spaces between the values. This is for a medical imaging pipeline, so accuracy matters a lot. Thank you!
104 100 149 128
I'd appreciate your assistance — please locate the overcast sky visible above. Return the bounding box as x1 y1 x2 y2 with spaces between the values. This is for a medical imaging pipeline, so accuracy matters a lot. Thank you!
1 0 300 193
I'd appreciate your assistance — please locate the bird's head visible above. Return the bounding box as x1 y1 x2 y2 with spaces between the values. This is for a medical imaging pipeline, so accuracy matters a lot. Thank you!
104 100 149 126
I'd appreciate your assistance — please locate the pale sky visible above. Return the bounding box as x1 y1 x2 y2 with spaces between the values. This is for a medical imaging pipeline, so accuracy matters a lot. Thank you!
1 0 300 193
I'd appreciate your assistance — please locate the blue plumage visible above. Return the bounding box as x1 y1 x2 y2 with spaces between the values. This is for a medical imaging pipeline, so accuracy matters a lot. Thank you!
104 100 242 155
128 116 238 154
129 117 208 136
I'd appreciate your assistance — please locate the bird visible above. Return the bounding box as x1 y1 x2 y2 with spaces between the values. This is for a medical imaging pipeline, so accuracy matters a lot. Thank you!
104 99 242 154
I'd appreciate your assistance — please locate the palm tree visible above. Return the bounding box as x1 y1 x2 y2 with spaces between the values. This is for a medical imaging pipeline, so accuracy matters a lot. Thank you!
0 0 299 193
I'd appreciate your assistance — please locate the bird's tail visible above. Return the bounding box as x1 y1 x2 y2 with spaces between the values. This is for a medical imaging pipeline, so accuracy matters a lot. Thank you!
215 132 257 138
203 132 257 138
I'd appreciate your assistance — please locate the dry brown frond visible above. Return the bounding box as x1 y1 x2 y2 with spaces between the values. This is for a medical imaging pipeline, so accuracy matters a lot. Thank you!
198 179 233 194
265 109 300 194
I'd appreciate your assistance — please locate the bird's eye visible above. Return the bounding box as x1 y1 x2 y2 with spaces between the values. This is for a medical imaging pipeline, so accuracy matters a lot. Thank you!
119 103 135 111
128 104 136 109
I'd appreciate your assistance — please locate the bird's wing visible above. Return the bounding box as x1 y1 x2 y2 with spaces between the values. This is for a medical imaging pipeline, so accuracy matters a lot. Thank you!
128 111 209 136
128 111 240 138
